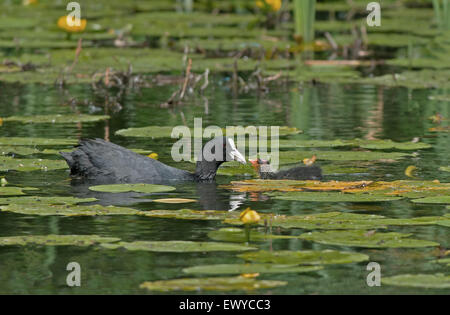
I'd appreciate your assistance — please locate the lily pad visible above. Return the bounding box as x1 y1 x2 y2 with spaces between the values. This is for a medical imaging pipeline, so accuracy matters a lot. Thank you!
382 274 450 289
88 183 176 193
0 186 38 196
208 227 301 243
269 191 402 203
440 166 450 173
0 156 68 172
275 139 431 151
100 240 256 252
152 198 196 204
298 230 439 248
2 114 110 124
141 209 236 221
139 276 287 292
0 234 120 246
1 204 140 216
183 264 322 275
0 137 77 146
0 196 96 205
259 150 411 164
0 146 41 156
411 196 450 204
238 250 369 265
116 125 301 138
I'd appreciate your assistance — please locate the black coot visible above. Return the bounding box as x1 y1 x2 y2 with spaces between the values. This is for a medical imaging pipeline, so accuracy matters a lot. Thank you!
250 158 322 180
61 137 246 183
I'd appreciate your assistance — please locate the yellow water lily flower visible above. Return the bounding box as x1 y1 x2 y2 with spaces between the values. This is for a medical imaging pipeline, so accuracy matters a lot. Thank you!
148 152 158 160
239 207 261 224
405 165 417 178
256 0 282 12
23 0 38 5
57 16 87 33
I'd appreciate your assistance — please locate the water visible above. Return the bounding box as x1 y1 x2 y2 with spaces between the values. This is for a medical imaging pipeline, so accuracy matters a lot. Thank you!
0 79 449 294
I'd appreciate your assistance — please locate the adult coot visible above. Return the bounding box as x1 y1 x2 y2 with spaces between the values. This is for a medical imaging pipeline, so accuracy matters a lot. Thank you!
61 137 246 183
250 158 322 180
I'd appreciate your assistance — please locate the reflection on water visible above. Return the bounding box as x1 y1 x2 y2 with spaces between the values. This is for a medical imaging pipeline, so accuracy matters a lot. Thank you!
0 79 449 294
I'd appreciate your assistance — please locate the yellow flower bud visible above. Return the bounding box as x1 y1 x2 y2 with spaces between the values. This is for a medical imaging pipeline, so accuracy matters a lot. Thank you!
57 16 87 33
239 207 261 224
148 152 158 160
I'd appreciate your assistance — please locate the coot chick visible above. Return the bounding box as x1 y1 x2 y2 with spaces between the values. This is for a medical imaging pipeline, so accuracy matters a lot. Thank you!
250 158 322 180
61 137 246 183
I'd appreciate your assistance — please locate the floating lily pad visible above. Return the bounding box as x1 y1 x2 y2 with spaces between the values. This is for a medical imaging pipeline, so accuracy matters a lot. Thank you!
100 240 256 252
437 220 450 228
141 209 236 221
435 258 450 267
88 183 176 193
440 166 450 173
275 139 431 150
225 211 445 230
225 179 450 196
298 230 439 248
2 114 110 124
208 227 301 243
411 196 450 204
269 191 402 203
0 137 77 146
116 125 301 138
152 198 196 204
0 146 41 156
238 250 369 265
0 234 120 246
0 196 96 205
0 156 68 172
382 274 450 289
259 151 411 164
1 204 140 216
183 264 322 275
0 186 38 196
224 179 375 193
139 276 287 292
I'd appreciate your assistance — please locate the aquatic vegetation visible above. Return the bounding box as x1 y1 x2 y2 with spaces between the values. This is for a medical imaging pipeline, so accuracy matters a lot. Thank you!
293 0 316 44
238 250 369 265
0 137 77 146
411 196 450 204
116 125 301 138
57 16 87 33
256 0 282 12
0 156 68 172
432 0 450 30
208 227 300 243
141 209 237 221
0 186 38 196
139 276 287 292
382 273 450 288
0 146 42 156
268 191 402 202
88 183 176 193
0 234 120 246
2 114 109 124
258 150 412 164
298 230 440 248
239 208 261 224
0 196 96 205
183 264 322 275
100 240 256 252
1 204 140 216
151 198 196 204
